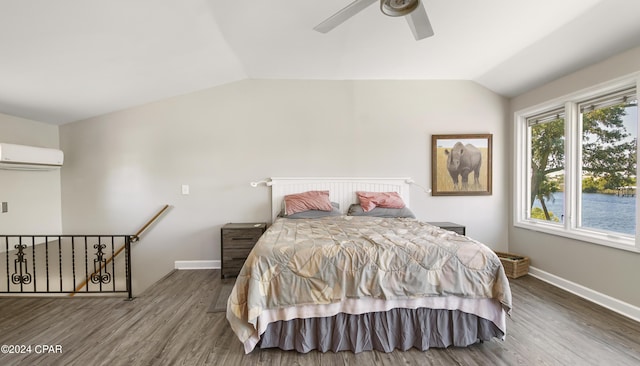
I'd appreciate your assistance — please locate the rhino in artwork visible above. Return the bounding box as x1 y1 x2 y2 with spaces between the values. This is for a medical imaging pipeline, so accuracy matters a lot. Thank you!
444 142 482 190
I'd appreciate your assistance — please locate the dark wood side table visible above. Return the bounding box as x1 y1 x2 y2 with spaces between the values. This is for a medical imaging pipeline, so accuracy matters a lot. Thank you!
427 221 466 236
221 223 267 279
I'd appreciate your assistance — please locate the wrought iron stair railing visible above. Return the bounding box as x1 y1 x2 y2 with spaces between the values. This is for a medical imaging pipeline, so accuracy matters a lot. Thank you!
0 204 170 300
1 235 133 299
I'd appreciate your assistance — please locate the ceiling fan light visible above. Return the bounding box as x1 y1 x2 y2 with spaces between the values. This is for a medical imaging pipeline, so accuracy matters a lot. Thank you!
380 0 420 17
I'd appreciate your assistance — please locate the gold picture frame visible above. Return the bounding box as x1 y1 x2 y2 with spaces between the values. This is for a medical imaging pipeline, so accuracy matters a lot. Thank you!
431 134 492 196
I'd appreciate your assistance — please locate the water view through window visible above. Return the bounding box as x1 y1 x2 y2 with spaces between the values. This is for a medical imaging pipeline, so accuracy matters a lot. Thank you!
533 193 636 235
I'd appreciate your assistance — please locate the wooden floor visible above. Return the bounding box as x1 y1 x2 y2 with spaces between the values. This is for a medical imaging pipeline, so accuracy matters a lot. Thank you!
1 270 639 366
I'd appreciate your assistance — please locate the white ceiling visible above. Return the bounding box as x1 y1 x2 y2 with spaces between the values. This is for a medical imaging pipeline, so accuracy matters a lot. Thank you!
1 0 640 125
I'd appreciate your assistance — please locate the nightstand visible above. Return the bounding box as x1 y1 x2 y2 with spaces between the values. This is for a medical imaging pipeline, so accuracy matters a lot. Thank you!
221 223 267 279
427 221 466 236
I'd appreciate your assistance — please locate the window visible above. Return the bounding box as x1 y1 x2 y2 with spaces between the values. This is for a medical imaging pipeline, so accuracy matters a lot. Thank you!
515 79 639 252
578 88 637 236
527 108 565 224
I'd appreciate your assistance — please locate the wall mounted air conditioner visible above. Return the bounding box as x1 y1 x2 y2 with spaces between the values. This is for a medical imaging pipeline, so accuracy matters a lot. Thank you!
0 143 64 171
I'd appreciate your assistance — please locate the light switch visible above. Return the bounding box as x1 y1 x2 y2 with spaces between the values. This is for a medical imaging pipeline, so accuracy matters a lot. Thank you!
1 202 7 213
181 185 190 195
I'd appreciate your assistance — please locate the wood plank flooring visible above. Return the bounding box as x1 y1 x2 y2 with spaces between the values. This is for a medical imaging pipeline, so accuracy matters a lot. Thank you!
0 269 639 366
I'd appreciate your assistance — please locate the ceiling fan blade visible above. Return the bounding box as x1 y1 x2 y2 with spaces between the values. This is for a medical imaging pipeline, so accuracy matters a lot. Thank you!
314 0 377 33
405 1 434 40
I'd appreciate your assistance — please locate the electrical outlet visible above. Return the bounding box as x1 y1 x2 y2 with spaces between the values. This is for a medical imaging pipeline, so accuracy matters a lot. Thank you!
181 185 190 195
1 202 7 213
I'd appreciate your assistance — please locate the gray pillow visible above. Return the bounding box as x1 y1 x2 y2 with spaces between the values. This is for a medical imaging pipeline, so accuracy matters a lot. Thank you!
347 204 415 218
280 202 341 219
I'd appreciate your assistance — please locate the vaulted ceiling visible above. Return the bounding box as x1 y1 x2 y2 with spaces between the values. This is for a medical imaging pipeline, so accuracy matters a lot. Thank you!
1 0 640 124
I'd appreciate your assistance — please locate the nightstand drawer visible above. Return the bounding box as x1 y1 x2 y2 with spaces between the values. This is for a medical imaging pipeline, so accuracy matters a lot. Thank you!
222 231 262 250
222 259 249 270
223 247 253 260
222 229 263 242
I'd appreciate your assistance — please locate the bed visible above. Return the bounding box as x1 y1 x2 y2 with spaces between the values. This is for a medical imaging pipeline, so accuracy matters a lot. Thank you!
227 177 512 354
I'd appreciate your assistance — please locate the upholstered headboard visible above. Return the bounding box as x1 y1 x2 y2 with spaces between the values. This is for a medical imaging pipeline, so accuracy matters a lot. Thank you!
269 177 411 222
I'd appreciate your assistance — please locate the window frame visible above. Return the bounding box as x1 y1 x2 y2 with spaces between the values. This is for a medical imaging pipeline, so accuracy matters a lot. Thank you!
514 75 640 253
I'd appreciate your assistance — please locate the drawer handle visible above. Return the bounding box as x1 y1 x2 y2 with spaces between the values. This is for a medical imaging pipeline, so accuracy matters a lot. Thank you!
231 237 254 241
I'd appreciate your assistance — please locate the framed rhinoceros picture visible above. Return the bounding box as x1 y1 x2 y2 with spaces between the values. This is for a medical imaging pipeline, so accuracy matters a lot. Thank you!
431 134 492 196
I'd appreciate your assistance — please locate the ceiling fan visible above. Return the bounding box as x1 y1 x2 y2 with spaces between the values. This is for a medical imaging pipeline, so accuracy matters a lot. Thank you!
314 0 434 40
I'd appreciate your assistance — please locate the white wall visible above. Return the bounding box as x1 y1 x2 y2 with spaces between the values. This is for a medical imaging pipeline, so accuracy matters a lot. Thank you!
59 79 509 294
0 113 62 234
509 46 640 308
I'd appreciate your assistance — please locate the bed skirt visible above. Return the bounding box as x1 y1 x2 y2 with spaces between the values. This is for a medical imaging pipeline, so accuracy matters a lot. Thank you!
258 307 504 353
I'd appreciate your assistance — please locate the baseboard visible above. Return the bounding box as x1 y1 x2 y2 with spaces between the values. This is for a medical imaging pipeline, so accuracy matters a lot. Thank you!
174 260 221 270
528 266 640 323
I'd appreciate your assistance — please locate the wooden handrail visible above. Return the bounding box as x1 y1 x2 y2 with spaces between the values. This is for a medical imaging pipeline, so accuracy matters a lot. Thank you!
131 204 170 242
70 204 170 296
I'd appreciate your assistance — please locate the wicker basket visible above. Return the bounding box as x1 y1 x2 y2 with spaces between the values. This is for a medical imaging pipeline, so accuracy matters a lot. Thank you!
495 251 529 279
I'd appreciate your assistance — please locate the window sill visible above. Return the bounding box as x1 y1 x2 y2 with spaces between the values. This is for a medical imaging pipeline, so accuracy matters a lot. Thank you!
514 220 640 254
